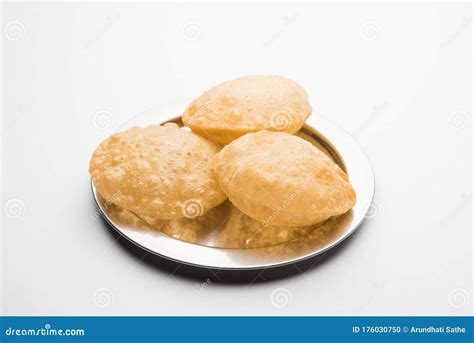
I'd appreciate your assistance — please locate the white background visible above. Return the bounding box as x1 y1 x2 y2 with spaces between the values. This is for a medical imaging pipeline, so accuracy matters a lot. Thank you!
1 2 472 316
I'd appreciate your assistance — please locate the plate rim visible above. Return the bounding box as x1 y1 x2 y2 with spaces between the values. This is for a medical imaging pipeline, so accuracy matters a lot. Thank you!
91 113 375 270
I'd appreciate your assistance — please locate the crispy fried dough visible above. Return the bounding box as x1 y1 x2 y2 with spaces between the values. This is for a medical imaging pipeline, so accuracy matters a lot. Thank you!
89 124 226 219
213 130 356 227
182 75 312 144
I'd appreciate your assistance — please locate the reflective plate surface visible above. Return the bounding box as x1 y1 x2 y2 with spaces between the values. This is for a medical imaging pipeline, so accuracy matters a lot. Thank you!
91 103 375 270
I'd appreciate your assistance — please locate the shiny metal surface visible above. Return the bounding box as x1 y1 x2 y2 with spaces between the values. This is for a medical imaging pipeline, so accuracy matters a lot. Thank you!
91 107 375 270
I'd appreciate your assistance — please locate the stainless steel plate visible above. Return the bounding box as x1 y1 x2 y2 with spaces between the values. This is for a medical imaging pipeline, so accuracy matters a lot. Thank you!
91 104 375 270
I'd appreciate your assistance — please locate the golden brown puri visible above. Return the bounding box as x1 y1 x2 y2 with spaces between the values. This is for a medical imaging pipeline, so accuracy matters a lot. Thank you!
89 124 227 220
182 75 312 145
213 131 356 227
